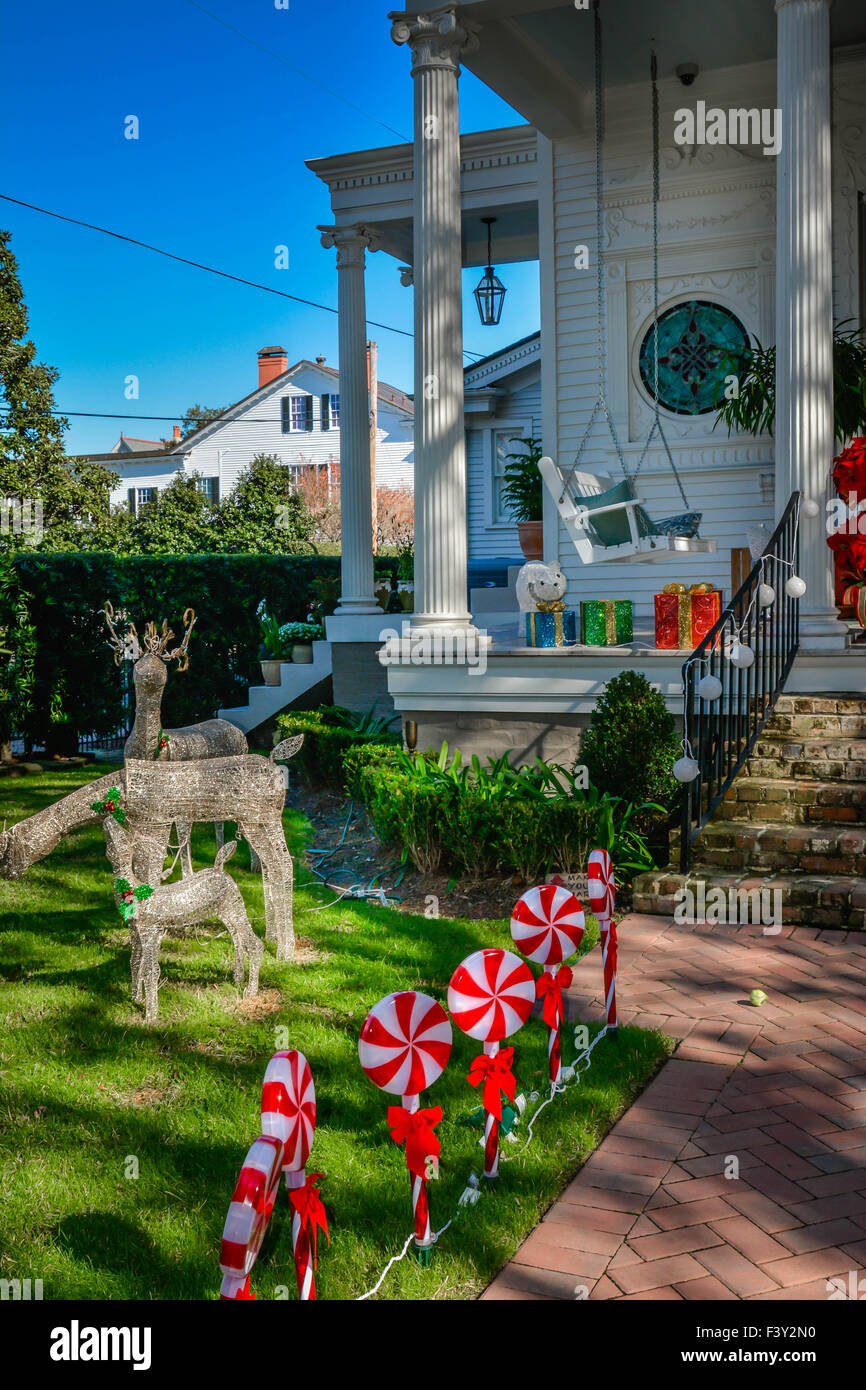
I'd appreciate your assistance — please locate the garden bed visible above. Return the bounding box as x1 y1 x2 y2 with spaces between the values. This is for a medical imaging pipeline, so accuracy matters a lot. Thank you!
0 764 670 1301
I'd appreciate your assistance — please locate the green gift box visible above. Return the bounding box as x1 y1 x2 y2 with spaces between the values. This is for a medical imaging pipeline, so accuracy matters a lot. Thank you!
580 599 633 646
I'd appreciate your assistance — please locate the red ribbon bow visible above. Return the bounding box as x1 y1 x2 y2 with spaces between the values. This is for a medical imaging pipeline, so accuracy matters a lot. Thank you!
387 1105 443 1181
467 1048 516 1121
536 965 574 1030
288 1173 329 1268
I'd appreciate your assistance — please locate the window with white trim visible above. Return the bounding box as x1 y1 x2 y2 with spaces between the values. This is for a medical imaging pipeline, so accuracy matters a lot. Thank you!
328 393 340 428
492 430 521 524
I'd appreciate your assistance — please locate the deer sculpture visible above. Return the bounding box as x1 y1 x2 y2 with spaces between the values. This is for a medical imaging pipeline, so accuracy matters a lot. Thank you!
103 815 264 1025
104 603 248 872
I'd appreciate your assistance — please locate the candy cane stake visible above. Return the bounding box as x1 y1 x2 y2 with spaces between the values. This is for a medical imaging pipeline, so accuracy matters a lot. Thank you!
588 850 617 1035
403 1093 434 1264
482 1041 500 1182
600 923 617 1033
285 1170 315 1300
547 969 562 1086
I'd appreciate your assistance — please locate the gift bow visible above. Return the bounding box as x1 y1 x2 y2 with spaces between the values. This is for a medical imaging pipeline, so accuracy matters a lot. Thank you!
467 1048 516 1121
288 1172 330 1268
536 965 574 1030
387 1105 443 1181
662 582 716 596
536 598 566 613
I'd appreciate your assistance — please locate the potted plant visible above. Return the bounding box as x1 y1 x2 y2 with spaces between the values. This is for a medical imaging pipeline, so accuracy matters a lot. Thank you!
281 621 325 665
396 547 414 611
501 435 544 560
259 613 290 687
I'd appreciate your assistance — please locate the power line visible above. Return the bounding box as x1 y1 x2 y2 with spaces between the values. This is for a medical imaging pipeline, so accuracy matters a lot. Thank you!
0 194 487 363
184 0 410 143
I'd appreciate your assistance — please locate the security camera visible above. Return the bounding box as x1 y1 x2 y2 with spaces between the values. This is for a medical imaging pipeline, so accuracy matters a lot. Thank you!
676 62 699 86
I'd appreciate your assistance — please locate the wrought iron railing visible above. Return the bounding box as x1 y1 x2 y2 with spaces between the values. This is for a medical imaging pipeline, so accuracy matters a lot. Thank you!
679 490 801 872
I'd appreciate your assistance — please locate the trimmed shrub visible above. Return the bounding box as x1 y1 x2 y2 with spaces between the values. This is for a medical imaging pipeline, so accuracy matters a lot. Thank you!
341 742 402 797
580 670 681 821
275 707 400 791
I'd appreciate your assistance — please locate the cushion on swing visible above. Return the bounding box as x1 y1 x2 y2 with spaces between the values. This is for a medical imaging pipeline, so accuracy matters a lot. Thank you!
576 477 637 547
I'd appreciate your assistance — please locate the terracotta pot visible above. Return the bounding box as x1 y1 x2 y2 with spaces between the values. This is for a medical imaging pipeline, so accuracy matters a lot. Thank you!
260 659 284 686
517 520 544 561
291 643 314 665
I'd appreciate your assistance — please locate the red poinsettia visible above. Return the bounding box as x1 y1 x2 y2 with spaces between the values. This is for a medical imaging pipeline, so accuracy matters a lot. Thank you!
832 436 866 501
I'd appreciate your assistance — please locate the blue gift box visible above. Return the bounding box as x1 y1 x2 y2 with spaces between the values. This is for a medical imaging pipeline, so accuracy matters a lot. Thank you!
525 609 577 647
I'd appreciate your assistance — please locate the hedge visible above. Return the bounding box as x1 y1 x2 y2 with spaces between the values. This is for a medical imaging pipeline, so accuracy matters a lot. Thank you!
11 553 395 746
275 707 400 792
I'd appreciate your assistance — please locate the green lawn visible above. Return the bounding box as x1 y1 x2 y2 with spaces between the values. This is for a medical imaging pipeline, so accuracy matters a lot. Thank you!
0 764 671 1301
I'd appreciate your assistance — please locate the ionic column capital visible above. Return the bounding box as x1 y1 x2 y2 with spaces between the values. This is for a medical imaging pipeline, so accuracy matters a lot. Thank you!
398 265 414 287
775 0 832 12
317 223 382 269
389 6 480 75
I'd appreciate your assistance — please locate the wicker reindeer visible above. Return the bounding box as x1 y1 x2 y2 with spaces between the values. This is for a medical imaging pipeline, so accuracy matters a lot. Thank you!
103 815 263 1025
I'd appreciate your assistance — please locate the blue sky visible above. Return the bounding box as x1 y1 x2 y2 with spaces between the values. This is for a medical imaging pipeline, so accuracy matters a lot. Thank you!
2 0 540 455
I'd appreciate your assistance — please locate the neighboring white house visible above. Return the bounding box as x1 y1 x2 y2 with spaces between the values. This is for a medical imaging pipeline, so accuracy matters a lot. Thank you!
464 331 540 561
86 347 415 510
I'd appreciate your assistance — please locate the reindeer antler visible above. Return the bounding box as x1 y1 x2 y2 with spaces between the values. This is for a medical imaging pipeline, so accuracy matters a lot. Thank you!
103 602 141 665
140 608 196 670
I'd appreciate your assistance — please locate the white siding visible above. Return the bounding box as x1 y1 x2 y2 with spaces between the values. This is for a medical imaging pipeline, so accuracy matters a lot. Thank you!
466 361 542 560
107 363 414 505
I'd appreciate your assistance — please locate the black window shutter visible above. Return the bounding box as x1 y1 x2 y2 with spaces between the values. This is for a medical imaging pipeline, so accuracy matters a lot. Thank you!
281 397 290 433
212 477 220 504
305 396 314 431
128 487 136 515
321 394 330 430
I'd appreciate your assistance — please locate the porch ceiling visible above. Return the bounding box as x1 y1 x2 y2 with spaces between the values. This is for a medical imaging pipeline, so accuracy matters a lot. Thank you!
416 0 866 138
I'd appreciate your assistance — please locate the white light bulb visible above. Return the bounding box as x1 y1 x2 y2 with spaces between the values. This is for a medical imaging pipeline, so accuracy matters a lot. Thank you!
801 498 820 519
697 673 723 701
673 757 700 783
730 642 755 669
785 575 807 598
758 583 775 608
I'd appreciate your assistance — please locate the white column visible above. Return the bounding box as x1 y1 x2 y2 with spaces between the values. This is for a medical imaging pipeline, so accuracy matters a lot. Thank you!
774 0 847 649
391 6 479 634
318 224 381 615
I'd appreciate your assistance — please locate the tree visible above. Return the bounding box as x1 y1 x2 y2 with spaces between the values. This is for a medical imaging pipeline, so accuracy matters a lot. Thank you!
131 471 217 554
0 229 118 550
375 485 414 551
216 454 315 554
178 403 227 440
295 463 341 546
0 552 36 760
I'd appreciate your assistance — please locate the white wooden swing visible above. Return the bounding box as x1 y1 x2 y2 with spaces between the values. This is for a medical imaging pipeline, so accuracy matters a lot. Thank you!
540 12 716 567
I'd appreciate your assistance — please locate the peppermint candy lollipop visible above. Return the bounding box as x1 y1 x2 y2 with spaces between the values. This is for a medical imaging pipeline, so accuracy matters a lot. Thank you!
358 990 452 1096
587 850 617 1033
510 884 585 966
219 1134 283 1300
261 1049 316 1174
359 991 452 1264
448 949 535 1183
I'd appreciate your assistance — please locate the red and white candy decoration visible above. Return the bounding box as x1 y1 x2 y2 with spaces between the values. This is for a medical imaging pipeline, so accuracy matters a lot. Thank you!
510 883 585 966
359 991 452 1263
447 948 536 1043
448 949 535 1183
261 1049 316 1174
358 990 452 1095
588 849 618 1032
219 1134 284 1300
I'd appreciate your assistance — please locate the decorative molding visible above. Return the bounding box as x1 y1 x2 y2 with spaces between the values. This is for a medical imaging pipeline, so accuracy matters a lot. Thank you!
317 223 382 268
398 265 414 287
390 6 480 75
464 336 541 387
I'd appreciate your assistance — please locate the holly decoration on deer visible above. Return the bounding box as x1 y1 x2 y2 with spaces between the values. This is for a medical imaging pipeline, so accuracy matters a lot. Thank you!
113 878 154 922
91 787 127 826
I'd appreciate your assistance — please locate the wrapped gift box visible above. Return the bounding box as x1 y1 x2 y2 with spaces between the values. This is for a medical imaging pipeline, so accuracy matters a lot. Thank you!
579 599 633 646
526 609 577 647
654 583 722 649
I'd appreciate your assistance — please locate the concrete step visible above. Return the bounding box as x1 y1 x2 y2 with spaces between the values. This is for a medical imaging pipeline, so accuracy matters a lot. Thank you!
670 820 866 875
721 775 866 824
632 867 866 929
219 641 332 735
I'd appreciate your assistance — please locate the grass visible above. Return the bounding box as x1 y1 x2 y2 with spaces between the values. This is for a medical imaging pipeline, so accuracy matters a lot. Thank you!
0 764 671 1301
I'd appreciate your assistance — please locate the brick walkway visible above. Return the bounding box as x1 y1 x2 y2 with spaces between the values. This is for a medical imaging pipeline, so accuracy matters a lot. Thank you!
482 914 866 1301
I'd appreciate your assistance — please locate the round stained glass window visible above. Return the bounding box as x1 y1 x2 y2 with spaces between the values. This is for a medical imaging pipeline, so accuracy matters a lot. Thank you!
639 300 749 416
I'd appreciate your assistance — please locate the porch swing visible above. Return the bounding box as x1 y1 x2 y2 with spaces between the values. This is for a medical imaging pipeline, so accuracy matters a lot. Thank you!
539 4 716 566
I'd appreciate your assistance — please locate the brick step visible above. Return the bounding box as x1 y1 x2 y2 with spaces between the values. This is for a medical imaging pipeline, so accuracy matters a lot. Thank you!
670 820 866 874
721 775 866 824
745 734 866 779
764 711 866 736
632 868 866 929
774 693 866 717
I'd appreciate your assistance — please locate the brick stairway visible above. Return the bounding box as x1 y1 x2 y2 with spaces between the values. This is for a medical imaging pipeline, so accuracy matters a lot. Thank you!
634 694 866 930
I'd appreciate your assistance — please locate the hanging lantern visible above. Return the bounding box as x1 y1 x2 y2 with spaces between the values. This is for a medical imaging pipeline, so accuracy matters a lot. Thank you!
697 673 723 701
473 218 507 327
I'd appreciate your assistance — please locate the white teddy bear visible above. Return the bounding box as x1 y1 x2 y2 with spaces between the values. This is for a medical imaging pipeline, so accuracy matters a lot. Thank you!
515 562 567 613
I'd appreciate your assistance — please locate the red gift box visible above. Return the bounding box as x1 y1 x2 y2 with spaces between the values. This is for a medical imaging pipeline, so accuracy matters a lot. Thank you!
654 584 722 650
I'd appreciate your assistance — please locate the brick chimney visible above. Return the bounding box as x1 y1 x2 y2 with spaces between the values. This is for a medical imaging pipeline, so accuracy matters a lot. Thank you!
172 425 182 442
258 345 288 388
316 355 326 366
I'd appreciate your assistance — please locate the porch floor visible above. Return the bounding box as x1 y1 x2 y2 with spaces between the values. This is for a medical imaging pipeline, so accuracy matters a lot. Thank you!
482 913 866 1302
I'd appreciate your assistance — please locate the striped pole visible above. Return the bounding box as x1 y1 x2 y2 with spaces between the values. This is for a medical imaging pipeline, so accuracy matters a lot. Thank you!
547 966 563 1086
600 920 617 1032
284 1169 315 1300
482 1040 500 1183
402 1094 434 1264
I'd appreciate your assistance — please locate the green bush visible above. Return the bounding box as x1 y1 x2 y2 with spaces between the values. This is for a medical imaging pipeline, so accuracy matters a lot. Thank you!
341 742 402 797
580 670 682 826
275 706 401 791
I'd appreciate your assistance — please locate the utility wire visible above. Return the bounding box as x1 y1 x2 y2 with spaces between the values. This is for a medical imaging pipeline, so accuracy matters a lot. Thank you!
0 194 487 362
183 0 410 143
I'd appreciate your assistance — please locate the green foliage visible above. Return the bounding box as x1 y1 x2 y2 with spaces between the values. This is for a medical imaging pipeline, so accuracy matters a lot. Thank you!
580 670 681 833
216 454 314 555
716 326 866 444
499 435 544 523
305 573 341 623
356 743 660 881
282 621 326 644
9 553 396 747
122 471 217 556
259 613 290 659
275 705 401 790
341 742 402 797
0 229 118 551
178 403 227 440
0 550 36 753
